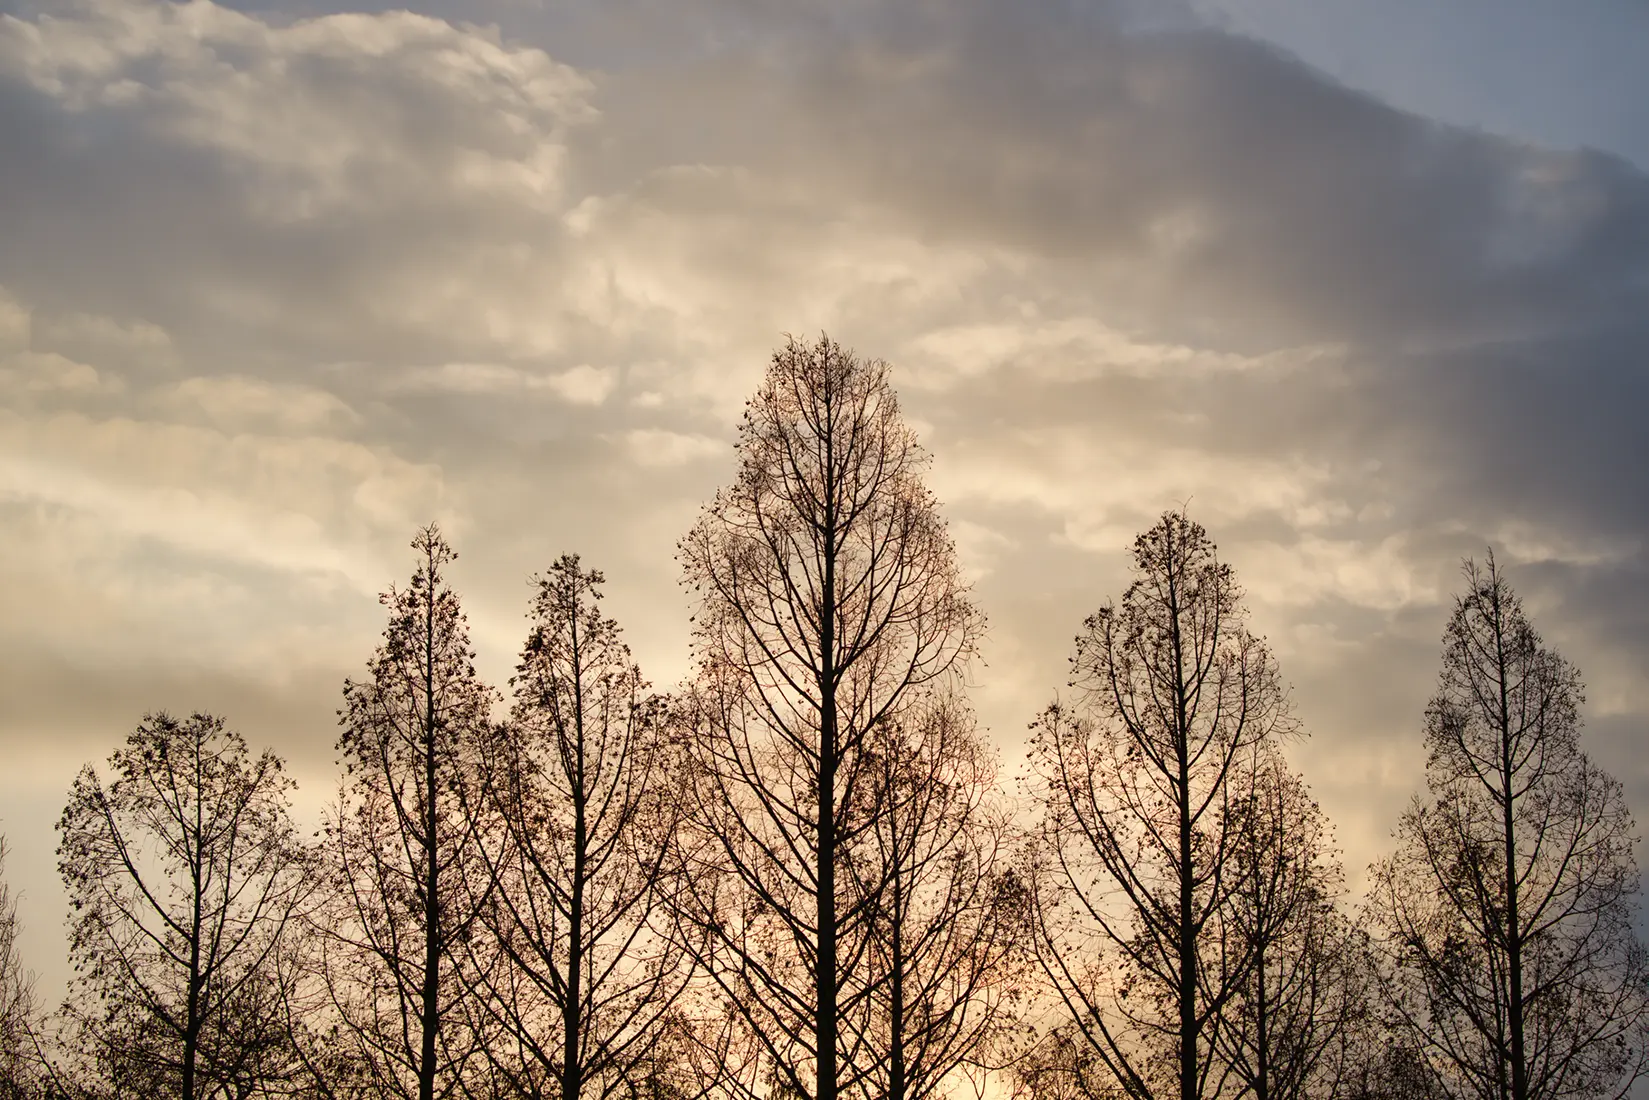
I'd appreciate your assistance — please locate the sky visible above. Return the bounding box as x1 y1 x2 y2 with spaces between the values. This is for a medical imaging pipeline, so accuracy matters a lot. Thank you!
2 0 1648 1022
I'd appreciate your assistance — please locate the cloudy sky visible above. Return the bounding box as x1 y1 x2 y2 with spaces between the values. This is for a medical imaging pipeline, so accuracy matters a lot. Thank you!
2 0 1648 1005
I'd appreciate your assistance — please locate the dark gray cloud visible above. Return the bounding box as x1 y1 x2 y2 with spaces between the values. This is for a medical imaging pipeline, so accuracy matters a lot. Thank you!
638 1 1649 349
1199 0 1649 168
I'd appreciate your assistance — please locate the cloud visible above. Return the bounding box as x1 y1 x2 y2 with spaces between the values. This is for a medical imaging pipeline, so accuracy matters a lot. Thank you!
395 361 618 404
0 287 29 349
0 410 449 586
1 0 593 212
0 0 596 365
165 375 361 432
618 428 726 468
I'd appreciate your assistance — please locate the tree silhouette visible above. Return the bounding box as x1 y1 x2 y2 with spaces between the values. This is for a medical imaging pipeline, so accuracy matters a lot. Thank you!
1340 1038 1446 1100
320 525 498 1100
1368 554 1649 1100
0 837 40 1100
1218 750 1369 1100
677 335 983 1100
462 555 696 1100
1030 511 1294 1100
855 695 1029 1100
1011 1023 1125 1100
56 713 312 1100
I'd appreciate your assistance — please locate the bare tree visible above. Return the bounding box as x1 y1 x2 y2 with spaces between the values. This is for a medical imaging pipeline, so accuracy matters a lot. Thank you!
321 525 499 1100
1339 1039 1445 1100
1029 511 1294 1100
1 836 40 1100
1218 751 1368 1100
55 713 312 1100
677 335 984 1100
856 695 1030 1100
1011 1025 1125 1100
462 555 695 1100
1367 554 1649 1100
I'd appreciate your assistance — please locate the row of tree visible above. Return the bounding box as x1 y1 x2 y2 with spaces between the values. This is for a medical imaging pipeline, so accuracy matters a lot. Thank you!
1 336 1645 1100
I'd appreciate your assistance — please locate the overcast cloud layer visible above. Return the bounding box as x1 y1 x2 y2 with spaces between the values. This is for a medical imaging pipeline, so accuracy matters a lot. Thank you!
2 0 1648 1002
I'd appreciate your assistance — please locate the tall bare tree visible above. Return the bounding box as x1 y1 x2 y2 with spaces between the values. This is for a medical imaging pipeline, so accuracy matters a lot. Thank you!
1367 554 1649 1100
56 713 312 1100
321 525 498 1100
462 555 695 1100
677 335 984 1100
1029 511 1294 1100
1217 751 1368 1100
856 695 1029 1100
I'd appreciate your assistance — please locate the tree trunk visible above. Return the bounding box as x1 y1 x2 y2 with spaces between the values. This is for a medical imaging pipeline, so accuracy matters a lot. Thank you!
420 569 440 1100
816 507 838 1100
1169 532 1198 1100
564 608 588 1100
185 806 204 1100
1179 769 1196 1100
1254 943 1270 1100
1494 596 1528 1100
889 839 907 1100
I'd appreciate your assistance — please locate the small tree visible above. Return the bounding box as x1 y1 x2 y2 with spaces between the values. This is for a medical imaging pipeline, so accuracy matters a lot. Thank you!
856 695 1029 1100
322 524 498 1100
463 555 694 1100
678 335 984 1100
1340 1038 1446 1100
1218 751 1368 1100
56 713 311 1100
1368 554 1649 1100
1 836 40 1100
1029 511 1294 1100
1012 1025 1124 1100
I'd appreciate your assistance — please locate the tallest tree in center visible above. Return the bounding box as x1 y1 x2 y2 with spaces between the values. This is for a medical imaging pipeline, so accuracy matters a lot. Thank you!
679 335 984 1100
